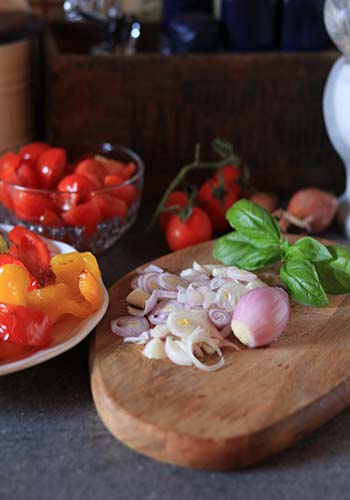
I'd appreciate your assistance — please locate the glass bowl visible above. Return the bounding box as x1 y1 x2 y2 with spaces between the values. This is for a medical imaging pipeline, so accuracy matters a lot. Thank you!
0 142 144 254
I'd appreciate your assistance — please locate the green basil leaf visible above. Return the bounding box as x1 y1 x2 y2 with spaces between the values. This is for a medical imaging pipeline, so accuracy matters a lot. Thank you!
214 232 281 270
286 237 332 263
280 257 328 307
315 261 350 294
315 244 350 294
327 245 350 273
226 199 282 247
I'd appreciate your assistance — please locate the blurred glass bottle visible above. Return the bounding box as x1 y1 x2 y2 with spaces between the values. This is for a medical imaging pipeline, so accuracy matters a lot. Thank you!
281 0 330 50
121 0 162 21
168 12 221 54
222 0 280 51
163 0 213 33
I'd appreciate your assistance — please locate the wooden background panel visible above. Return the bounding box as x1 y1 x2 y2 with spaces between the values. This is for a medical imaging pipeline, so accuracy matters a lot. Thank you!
46 48 343 199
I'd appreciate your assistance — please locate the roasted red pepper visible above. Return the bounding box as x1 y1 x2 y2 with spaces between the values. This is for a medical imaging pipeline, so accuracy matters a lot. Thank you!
8 226 54 286
0 303 52 347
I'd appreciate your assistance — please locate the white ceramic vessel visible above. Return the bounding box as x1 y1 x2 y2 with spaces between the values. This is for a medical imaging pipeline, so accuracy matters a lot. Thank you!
323 0 350 236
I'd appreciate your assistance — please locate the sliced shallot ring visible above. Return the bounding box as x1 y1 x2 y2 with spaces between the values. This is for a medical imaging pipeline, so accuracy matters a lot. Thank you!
186 330 224 372
225 267 257 283
127 290 159 317
124 331 151 344
149 300 182 325
167 310 208 338
208 307 231 330
209 277 233 290
156 290 178 300
215 282 247 311
138 264 164 274
165 336 192 366
150 324 169 339
158 273 189 291
111 316 149 338
130 276 140 290
193 261 211 275
143 338 167 359
138 272 161 293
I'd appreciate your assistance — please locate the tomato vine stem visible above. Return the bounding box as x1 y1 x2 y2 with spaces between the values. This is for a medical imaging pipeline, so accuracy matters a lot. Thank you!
147 139 239 231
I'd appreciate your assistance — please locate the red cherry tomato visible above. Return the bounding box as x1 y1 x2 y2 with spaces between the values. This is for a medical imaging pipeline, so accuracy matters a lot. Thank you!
96 156 136 180
104 174 123 186
57 173 95 210
0 254 39 290
0 303 52 347
114 185 139 207
19 142 49 166
61 198 103 239
213 165 240 185
36 147 67 189
8 226 52 286
0 152 20 173
94 193 128 220
17 162 38 188
197 179 240 232
39 209 63 227
12 190 53 222
165 207 213 251
0 166 19 210
159 191 188 230
74 158 105 188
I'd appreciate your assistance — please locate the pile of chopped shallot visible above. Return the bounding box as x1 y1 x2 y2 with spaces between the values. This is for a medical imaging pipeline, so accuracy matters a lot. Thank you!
111 262 290 372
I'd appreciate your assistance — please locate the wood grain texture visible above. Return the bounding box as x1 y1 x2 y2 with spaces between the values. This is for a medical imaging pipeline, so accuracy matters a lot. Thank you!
44 27 344 199
90 239 350 470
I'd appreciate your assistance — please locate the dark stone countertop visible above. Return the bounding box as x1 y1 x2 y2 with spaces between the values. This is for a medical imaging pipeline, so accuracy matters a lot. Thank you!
1 206 350 500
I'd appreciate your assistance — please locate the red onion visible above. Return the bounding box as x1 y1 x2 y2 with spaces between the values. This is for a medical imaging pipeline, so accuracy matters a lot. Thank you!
111 316 149 338
208 307 231 330
231 287 289 348
137 272 161 293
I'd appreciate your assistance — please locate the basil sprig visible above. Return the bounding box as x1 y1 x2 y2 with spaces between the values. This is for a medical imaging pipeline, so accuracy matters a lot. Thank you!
214 199 350 307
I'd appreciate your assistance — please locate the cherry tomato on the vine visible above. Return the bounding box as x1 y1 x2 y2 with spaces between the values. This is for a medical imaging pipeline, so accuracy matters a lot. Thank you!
165 207 212 251
159 191 188 230
197 178 240 233
213 165 240 185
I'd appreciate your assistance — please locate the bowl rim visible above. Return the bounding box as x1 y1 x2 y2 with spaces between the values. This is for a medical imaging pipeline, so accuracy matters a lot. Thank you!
0 142 145 195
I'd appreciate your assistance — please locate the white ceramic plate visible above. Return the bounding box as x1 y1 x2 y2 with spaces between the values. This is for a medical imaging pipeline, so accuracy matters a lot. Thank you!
0 225 109 376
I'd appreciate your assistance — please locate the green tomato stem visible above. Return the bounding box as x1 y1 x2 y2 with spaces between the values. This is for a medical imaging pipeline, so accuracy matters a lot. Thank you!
147 154 237 231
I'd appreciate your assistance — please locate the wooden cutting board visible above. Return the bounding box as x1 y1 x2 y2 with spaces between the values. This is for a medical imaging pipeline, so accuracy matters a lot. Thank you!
90 239 350 470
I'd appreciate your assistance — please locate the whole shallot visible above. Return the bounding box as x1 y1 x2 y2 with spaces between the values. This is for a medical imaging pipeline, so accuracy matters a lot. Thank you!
231 287 290 348
276 188 338 234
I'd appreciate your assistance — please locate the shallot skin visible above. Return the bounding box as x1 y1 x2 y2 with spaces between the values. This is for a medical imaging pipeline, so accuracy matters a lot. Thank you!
287 188 338 234
231 287 290 348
